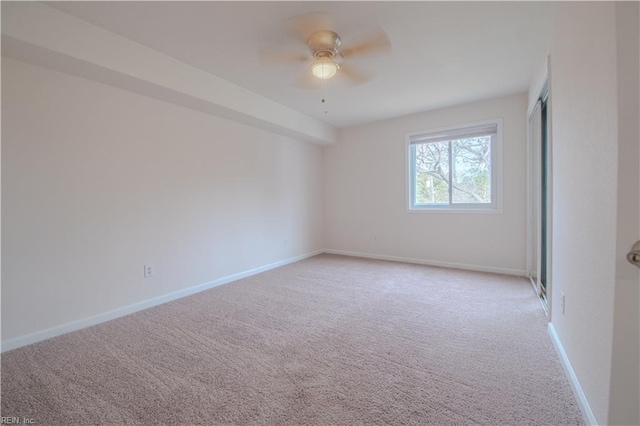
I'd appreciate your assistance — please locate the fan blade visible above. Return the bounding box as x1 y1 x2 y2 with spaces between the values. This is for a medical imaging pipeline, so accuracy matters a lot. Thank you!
338 64 372 86
258 47 309 66
341 29 391 59
294 69 322 90
286 11 336 44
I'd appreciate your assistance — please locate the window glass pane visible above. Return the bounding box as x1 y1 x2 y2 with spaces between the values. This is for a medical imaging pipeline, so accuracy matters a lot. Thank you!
451 136 491 203
414 141 449 205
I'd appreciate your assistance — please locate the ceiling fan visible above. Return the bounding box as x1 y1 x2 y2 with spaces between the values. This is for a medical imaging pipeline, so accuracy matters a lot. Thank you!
258 12 391 88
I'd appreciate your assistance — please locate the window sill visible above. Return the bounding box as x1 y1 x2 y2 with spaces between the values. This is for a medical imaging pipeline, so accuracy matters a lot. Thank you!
406 207 503 214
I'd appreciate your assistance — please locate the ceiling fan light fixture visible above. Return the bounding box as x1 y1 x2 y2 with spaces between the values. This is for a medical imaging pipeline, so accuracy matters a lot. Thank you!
311 58 338 80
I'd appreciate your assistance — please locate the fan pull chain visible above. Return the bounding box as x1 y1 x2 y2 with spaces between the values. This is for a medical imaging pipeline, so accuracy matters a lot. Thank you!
322 79 328 114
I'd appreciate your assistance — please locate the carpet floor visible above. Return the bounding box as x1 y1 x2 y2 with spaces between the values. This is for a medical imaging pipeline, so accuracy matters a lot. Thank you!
1 254 583 425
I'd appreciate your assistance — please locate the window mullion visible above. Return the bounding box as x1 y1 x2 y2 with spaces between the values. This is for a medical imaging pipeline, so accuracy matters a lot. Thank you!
410 145 416 207
448 141 453 205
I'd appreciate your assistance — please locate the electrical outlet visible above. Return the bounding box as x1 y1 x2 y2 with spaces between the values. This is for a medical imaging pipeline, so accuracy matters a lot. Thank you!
561 292 566 315
373 235 379 242
144 264 155 278
283 239 288 248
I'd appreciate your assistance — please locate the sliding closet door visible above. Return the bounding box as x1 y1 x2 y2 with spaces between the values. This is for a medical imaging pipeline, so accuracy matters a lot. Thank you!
539 97 549 302
528 95 549 308
529 101 542 284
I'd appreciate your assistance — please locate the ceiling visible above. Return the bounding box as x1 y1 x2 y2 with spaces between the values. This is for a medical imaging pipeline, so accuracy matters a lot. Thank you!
46 1 552 128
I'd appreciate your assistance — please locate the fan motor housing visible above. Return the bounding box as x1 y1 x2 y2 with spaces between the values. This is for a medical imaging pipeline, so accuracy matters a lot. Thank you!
307 30 342 59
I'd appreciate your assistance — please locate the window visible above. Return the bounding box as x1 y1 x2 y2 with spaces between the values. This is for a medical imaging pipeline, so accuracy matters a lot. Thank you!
407 120 501 211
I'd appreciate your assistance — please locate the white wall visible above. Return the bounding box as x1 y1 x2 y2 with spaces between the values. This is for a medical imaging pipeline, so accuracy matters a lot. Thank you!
324 94 527 274
549 3 621 424
2 2 337 145
2 58 324 343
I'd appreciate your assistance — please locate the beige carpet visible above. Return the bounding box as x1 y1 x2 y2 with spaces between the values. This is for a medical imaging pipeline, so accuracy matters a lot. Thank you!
2 254 583 425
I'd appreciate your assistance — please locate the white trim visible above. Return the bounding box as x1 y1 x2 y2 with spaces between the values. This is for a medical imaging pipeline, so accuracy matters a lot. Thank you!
527 276 548 314
528 56 549 117
0 248 530 353
404 207 503 215
528 275 538 293
1 250 323 353
547 323 597 426
324 249 526 276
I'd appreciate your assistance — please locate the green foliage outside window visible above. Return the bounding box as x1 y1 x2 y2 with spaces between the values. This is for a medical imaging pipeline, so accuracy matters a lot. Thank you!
414 136 491 205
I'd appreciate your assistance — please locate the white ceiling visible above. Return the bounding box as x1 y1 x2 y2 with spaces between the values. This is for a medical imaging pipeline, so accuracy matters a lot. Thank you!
46 1 552 128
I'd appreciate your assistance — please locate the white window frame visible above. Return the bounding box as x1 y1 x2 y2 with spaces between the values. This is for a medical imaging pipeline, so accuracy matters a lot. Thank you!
406 118 503 213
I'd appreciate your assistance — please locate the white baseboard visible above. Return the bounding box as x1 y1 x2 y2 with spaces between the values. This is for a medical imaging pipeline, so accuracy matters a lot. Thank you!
1 250 323 353
547 323 597 425
323 249 526 277
1 249 524 352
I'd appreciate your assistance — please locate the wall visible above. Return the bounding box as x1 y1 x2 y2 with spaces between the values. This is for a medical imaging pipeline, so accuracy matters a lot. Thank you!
324 93 527 274
549 3 620 424
2 2 337 145
2 58 324 344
